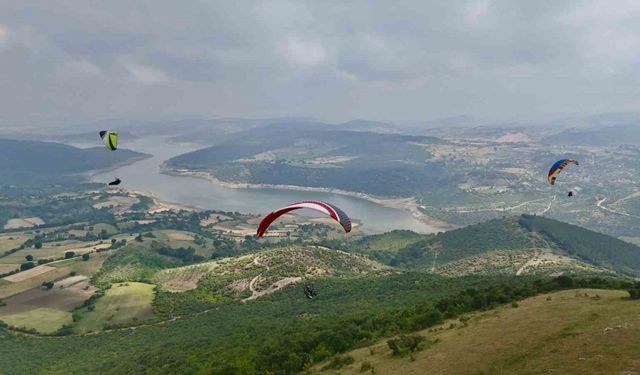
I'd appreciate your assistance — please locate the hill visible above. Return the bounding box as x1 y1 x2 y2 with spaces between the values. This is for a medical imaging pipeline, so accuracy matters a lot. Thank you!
357 215 640 277
544 124 640 146
0 139 147 186
165 122 449 196
313 288 640 375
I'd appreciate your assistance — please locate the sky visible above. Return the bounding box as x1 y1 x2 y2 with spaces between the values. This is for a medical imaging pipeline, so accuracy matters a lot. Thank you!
1 0 640 126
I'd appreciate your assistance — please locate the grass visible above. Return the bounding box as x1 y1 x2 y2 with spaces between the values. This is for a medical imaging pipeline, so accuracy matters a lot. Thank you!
0 241 100 263
0 267 70 299
312 289 640 375
0 308 72 334
74 282 155 333
152 229 214 257
0 234 27 253
0 276 96 333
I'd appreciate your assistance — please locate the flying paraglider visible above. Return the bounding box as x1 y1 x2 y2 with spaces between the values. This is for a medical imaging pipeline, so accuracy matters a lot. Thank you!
108 178 121 186
256 200 351 237
303 284 317 299
547 159 579 185
99 130 118 151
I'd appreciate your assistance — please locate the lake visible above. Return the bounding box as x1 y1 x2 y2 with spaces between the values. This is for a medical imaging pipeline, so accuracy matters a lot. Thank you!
89 137 439 235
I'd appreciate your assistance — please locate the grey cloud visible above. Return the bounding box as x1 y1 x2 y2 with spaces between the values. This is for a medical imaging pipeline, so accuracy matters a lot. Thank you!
0 0 640 125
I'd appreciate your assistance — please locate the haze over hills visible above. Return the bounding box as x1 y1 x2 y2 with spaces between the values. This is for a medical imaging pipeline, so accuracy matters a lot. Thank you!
166 122 448 196
545 124 640 146
0 139 147 186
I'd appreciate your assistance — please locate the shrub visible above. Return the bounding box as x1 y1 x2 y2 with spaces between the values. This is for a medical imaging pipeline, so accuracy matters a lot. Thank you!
387 334 426 356
360 361 373 373
322 355 355 370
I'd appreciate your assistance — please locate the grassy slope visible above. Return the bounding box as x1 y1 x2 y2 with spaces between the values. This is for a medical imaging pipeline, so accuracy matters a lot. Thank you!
74 282 154 333
313 289 640 375
0 308 72 334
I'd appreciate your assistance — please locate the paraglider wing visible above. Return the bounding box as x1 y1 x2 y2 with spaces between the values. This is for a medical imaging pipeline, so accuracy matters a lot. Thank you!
108 178 121 186
256 200 351 237
99 130 118 151
547 159 579 185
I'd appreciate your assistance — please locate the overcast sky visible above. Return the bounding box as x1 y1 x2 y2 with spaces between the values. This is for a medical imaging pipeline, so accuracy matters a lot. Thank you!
1 0 640 126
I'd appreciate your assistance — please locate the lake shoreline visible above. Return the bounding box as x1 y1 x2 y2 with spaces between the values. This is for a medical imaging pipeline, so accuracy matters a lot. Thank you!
84 153 153 179
161 164 455 232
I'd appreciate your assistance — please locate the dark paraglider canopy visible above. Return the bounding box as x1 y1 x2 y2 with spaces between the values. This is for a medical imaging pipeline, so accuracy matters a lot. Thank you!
108 178 122 186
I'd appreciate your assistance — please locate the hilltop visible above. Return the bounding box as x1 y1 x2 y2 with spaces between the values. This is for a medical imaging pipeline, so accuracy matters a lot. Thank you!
165 122 447 196
351 215 640 277
313 289 640 375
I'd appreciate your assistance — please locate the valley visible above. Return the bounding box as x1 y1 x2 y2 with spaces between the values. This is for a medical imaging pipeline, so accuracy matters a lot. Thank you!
1 121 640 374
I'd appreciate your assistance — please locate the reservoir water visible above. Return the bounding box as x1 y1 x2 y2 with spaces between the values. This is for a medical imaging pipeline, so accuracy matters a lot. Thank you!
88 137 438 235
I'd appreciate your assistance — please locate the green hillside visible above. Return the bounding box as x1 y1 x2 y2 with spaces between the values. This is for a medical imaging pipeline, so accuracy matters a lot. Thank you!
313 289 640 375
0 139 147 186
519 214 640 276
365 215 640 277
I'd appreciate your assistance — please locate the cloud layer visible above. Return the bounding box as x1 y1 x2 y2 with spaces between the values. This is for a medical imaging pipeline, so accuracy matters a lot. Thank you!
1 0 640 125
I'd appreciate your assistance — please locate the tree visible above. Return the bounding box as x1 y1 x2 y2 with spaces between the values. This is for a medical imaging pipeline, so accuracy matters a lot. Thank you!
42 281 54 290
20 262 35 271
25 254 34 262
34 240 42 249
82 253 90 261
99 229 109 240
64 251 75 259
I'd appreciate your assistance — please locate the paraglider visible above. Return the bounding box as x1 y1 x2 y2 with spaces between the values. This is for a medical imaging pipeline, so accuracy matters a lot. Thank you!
303 284 317 299
256 200 351 237
99 130 118 151
108 178 121 186
547 159 579 185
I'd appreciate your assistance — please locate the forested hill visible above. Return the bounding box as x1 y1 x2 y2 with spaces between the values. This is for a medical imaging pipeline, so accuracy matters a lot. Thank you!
518 214 640 276
0 139 147 186
544 124 640 146
165 123 451 196
357 215 640 277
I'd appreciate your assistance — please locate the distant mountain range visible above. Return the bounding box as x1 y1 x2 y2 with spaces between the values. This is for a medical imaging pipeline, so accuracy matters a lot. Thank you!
545 124 640 146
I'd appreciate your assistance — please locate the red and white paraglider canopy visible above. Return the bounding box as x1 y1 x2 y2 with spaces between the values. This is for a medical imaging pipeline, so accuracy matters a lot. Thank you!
256 200 352 237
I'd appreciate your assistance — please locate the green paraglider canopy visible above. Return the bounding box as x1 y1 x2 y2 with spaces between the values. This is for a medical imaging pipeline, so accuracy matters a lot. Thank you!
99 130 118 151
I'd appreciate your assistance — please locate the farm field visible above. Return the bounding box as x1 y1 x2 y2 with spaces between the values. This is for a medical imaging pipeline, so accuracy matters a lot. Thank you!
0 308 71 334
74 282 155 333
0 234 27 252
0 241 107 263
0 253 110 299
0 276 96 333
